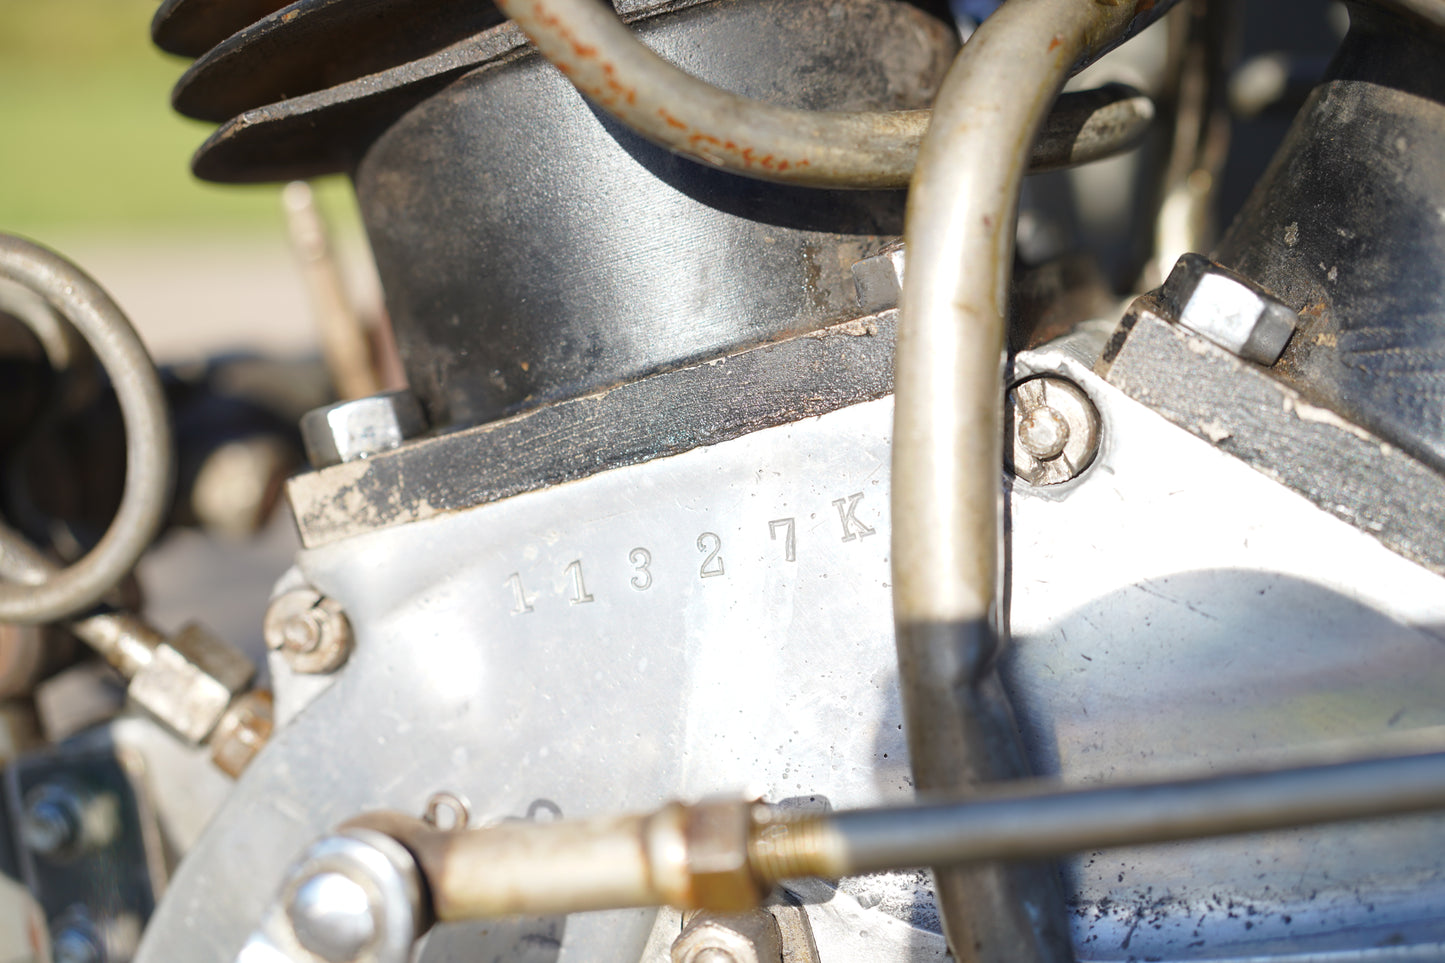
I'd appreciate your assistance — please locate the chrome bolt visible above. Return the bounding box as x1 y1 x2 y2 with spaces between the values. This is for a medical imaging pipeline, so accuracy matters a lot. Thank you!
288 871 378 963
1007 376 1101 486
300 390 427 470
264 589 353 675
1161 253 1298 365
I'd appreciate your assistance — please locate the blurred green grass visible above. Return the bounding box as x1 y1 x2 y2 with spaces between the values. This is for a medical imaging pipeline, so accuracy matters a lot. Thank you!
0 0 353 236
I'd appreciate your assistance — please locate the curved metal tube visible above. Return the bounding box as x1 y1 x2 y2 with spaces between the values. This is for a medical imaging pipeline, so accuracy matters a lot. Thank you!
0 235 174 624
493 0 1157 188
890 2 1175 960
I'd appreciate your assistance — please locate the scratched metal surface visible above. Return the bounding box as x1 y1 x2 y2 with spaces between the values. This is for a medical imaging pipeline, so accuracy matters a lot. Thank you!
1006 345 1445 961
140 370 1445 963
139 397 928 963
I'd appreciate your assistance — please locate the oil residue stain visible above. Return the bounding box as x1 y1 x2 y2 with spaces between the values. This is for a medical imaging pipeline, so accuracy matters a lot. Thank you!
800 242 829 314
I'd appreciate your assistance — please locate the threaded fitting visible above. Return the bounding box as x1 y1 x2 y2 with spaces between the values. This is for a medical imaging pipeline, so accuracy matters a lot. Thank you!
746 807 844 885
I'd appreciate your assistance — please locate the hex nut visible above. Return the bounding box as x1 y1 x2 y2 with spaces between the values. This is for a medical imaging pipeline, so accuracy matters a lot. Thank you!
210 689 274 778
1006 376 1101 486
300 390 427 470
128 623 256 745
851 244 906 314
684 800 766 911
1160 253 1298 365
265 590 353 675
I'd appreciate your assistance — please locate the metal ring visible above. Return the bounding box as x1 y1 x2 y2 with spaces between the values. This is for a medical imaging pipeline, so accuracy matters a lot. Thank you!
423 791 471 831
0 235 174 624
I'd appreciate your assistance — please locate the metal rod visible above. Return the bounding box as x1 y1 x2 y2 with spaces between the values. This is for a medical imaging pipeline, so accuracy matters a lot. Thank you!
0 235 174 625
492 0 1166 189
282 182 379 401
360 752 1445 931
754 751 1445 879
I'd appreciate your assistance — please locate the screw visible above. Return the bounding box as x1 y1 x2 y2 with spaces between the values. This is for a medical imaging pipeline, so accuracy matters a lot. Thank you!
1006 376 1101 486
288 871 378 963
264 590 353 675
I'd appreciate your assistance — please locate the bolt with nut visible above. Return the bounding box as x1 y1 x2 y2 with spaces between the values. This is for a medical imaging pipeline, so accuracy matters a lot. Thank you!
264 589 353 675
1006 376 1101 486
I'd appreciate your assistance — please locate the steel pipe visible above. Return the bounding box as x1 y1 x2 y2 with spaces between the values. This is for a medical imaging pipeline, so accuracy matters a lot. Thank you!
493 0 1159 188
0 235 174 624
889 2 1176 961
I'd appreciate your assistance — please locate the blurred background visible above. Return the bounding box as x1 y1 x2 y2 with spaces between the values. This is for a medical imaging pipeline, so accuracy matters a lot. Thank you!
0 0 386 666
0 0 380 361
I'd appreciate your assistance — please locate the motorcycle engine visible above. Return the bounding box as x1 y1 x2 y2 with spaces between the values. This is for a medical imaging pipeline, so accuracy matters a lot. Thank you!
2 1 1445 962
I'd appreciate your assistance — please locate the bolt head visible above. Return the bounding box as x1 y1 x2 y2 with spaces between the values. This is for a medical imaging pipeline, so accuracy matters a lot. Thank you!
265 590 353 675
852 245 907 314
288 871 377 963
1017 406 1071 461
280 611 325 655
1007 376 1101 486
300 390 427 469
1161 253 1298 365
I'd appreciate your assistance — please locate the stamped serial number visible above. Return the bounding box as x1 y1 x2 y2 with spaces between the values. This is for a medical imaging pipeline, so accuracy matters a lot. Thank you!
502 490 878 614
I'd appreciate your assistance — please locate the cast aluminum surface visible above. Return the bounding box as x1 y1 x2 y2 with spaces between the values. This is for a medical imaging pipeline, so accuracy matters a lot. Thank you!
141 360 1445 963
